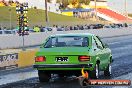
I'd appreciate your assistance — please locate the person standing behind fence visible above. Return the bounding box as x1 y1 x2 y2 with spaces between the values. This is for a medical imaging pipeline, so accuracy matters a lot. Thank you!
52 25 57 32
33 25 40 32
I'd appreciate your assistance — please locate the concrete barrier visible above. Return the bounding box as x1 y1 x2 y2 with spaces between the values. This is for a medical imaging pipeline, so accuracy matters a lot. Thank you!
0 28 132 49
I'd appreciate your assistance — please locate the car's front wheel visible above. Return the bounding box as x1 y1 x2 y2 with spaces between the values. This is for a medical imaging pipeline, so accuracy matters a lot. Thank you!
38 70 51 82
91 63 100 79
104 64 112 76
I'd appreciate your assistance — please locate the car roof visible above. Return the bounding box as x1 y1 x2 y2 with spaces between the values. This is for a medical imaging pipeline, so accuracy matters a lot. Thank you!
51 33 95 37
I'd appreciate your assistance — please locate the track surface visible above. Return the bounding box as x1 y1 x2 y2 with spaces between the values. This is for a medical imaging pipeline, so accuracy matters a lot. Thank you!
0 35 132 88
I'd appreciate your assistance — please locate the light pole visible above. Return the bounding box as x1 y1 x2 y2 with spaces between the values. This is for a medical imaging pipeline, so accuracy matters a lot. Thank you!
124 0 128 22
94 0 97 21
9 8 12 30
45 0 49 27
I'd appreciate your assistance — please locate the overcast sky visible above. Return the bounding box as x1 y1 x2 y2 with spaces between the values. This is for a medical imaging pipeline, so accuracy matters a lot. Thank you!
107 0 132 13
3 0 132 13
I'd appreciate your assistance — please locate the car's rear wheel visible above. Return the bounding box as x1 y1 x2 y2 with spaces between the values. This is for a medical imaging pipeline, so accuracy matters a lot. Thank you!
91 63 100 79
38 70 51 82
104 64 112 76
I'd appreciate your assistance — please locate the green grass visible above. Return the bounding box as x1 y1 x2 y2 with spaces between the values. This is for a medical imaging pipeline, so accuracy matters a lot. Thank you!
0 6 100 27
28 9 83 22
0 6 83 22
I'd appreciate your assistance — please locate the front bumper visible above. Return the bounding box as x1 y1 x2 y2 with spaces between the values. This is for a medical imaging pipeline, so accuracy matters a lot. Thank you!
33 64 93 68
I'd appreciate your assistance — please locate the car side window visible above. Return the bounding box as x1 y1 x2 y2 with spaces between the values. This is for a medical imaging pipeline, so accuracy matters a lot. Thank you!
93 37 98 48
94 36 104 49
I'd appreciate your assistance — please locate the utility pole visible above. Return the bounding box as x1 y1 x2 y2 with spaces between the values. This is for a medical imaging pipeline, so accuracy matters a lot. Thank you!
124 0 128 22
45 0 49 27
94 0 97 21
9 8 12 30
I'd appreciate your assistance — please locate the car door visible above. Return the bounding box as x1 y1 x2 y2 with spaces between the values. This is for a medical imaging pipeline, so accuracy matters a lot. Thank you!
93 36 107 70
96 36 111 66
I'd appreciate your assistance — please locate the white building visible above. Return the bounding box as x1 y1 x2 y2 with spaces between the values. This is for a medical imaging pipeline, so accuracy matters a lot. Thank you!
89 0 108 8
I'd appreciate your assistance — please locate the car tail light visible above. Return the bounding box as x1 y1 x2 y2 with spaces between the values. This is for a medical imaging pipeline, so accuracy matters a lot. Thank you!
35 56 46 62
78 56 90 62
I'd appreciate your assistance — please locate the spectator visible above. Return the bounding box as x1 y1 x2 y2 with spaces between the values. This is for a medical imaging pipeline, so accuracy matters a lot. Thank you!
124 23 128 27
3 27 7 30
52 25 57 32
33 26 40 32
70 26 73 30
40 25 44 32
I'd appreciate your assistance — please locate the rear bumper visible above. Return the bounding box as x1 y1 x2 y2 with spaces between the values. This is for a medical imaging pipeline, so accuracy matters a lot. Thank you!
33 64 93 68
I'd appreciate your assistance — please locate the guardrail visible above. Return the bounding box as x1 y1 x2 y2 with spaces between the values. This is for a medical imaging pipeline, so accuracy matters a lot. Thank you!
0 28 132 49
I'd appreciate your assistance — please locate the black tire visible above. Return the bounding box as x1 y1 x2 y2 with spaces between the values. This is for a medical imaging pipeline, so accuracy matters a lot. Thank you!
38 70 51 82
90 63 100 79
104 64 112 76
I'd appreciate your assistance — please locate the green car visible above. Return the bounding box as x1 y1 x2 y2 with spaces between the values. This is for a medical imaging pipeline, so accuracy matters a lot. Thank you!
33 33 113 82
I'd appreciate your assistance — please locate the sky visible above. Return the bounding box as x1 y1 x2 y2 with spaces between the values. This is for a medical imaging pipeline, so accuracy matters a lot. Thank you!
107 0 132 13
3 0 132 13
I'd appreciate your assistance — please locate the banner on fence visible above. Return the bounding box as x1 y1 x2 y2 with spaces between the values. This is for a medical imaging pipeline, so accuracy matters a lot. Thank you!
0 53 18 70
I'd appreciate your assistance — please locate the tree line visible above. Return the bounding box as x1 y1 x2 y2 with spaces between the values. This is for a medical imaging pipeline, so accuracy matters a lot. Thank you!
56 0 90 8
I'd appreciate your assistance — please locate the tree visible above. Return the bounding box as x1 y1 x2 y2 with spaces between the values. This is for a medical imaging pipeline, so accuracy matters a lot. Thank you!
84 0 90 5
62 0 69 8
57 0 90 8
79 0 90 5
47 0 51 2
56 0 62 3
57 0 90 5
79 0 83 3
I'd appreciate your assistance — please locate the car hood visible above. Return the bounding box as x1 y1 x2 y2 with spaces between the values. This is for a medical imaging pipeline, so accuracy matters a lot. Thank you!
36 47 91 56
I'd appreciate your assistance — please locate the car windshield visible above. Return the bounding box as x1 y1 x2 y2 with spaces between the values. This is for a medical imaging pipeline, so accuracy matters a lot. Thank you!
44 36 89 48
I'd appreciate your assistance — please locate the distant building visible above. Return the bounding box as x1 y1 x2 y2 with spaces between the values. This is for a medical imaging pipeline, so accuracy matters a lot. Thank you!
89 0 108 8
